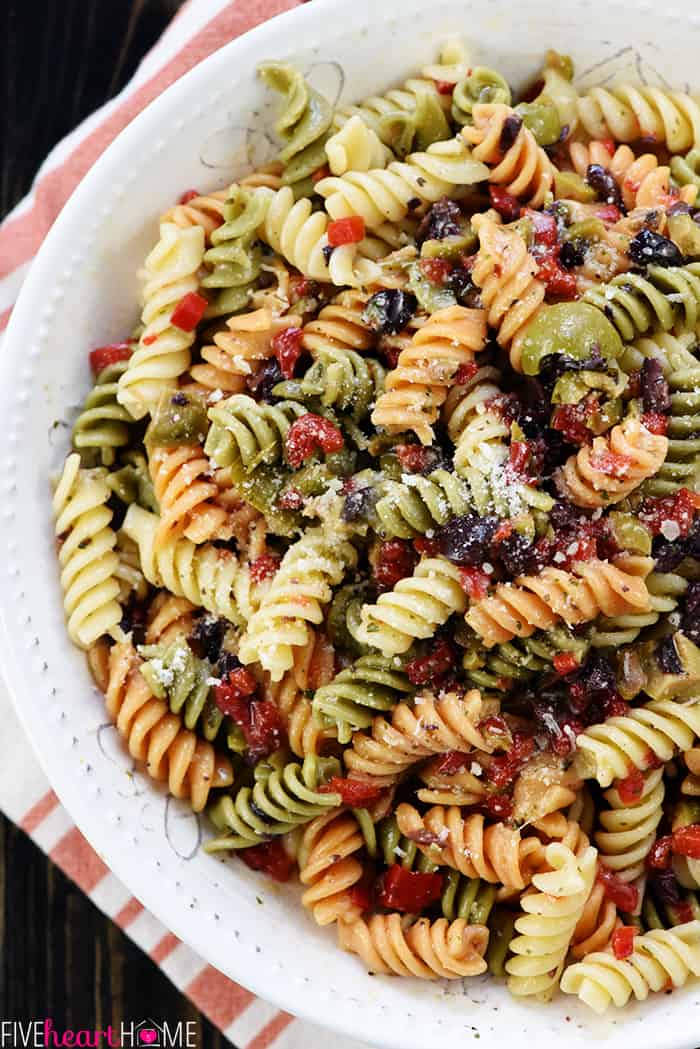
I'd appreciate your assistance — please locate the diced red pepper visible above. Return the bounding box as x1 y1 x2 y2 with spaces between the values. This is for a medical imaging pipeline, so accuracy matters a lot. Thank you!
170 291 208 332
506 441 531 479
327 216 365 247
600 139 616 157
277 487 304 510
589 449 633 479
647 835 673 871
289 274 315 303
214 668 258 713
435 751 471 776
406 639 455 686
178 189 200 205
672 824 700 860
617 768 645 804
537 255 578 299
553 651 581 676
489 186 521 222
395 444 434 474
597 864 639 912
249 554 281 583
483 732 534 789
311 164 331 183
378 865 444 912
454 361 479 385
523 208 558 247
272 325 304 379
595 204 622 224
285 412 344 468
319 776 384 806
89 342 132 376
645 750 665 771
551 397 598 445
641 412 668 436
373 540 418 591
413 536 440 557
215 671 285 760
458 566 491 600
603 692 630 719
142 333 158 345
419 257 453 284
239 839 295 882
549 716 586 757
435 79 456 95
612 926 636 960
640 488 700 538
481 793 514 819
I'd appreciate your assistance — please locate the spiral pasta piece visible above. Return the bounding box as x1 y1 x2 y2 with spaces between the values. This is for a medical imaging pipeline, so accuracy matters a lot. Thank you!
122 504 254 626
72 360 133 466
568 140 698 210
505 844 598 1000
149 444 231 546
325 116 392 175
595 768 665 882
315 137 489 232
117 223 205 420
374 469 472 539
106 640 233 811
312 653 414 744
371 306 487 444
114 532 149 604
256 186 380 287
561 920 700 1013
571 880 620 960
331 74 451 154
466 557 652 648
204 393 306 472
238 527 358 681
144 592 196 645
683 746 700 797
583 263 700 343
395 803 546 890
575 84 700 153
470 214 546 372
265 630 336 757
190 308 302 392
461 103 555 207
343 688 492 786
299 809 367 926
205 755 342 849
591 568 688 647
356 556 467 655
556 417 668 508
161 190 227 240
575 698 700 788
300 290 375 355
465 625 590 692
53 454 123 649
274 347 385 422
337 913 489 979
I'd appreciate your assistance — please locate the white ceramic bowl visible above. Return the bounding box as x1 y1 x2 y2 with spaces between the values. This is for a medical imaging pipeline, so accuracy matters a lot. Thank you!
3 0 700 1045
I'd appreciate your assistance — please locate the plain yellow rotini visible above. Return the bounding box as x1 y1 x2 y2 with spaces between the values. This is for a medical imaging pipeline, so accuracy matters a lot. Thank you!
465 556 652 647
594 767 665 882
106 639 233 812
561 921 700 1013
238 527 358 680
53 453 123 649
556 417 668 508
338 913 489 979
575 84 700 153
325 115 392 175
505 843 598 1000
117 222 205 420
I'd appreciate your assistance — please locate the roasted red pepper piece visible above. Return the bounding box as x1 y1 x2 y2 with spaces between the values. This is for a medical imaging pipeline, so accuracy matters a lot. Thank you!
327 216 365 246
89 342 132 376
318 776 383 806
612 926 636 960
597 864 639 912
239 840 295 882
170 291 208 332
378 865 444 912
272 326 304 379
285 413 344 468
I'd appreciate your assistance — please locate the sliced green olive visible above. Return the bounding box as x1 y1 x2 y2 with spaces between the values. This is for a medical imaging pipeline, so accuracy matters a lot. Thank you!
407 260 457 313
420 230 477 260
515 101 562 147
667 212 700 258
608 511 652 555
566 218 606 242
146 392 209 447
554 171 597 203
518 302 623 376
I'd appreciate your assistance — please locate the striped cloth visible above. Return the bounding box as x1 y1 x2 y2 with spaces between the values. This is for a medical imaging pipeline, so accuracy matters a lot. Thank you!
0 2 368 1046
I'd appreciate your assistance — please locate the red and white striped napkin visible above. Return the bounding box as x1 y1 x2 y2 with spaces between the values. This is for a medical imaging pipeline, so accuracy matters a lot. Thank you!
0 2 369 1046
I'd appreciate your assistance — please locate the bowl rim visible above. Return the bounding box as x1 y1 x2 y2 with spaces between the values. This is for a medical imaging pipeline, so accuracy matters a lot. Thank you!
3 0 700 1045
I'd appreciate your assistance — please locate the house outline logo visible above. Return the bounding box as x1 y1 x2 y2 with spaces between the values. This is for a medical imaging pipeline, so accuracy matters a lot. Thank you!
133 1021 164 1048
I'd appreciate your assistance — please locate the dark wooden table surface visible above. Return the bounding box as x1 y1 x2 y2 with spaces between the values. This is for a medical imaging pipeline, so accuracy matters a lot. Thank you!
1 3 225 1042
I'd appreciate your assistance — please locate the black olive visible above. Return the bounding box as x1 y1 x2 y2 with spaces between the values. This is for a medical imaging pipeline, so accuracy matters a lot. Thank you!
559 239 586 269
435 513 498 565
628 228 685 268
682 581 700 645
171 392 189 406
656 635 683 675
190 614 226 663
217 651 243 678
246 358 283 403
322 244 335 264
416 197 462 244
499 114 522 152
448 266 480 306
342 485 377 522
640 358 671 414
362 290 418 336
498 532 539 576
586 164 624 210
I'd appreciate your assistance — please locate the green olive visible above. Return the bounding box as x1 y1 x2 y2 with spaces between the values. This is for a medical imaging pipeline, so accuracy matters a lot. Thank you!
608 511 652 555
544 50 574 81
566 218 606 242
407 260 457 313
641 633 700 702
671 148 700 189
586 397 622 434
518 302 624 376
667 211 700 258
146 392 209 447
421 230 478 260
551 372 590 405
452 67 511 125
554 171 597 203
515 101 562 147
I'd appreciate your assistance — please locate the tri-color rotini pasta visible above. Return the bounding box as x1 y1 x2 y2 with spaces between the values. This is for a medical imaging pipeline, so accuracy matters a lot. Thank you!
55 41 700 1011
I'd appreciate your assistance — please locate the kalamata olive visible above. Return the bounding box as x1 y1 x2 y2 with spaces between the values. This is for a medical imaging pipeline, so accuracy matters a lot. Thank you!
640 358 671 414
246 357 284 402
416 197 462 245
559 239 587 269
190 614 226 663
362 290 418 336
436 513 498 565
656 635 683 675
499 114 522 151
342 485 377 522
628 228 685 268
586 164 624 210
499 532 539 575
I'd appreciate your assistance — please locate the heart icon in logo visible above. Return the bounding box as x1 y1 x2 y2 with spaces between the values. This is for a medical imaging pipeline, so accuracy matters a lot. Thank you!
140 1031 158 1044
